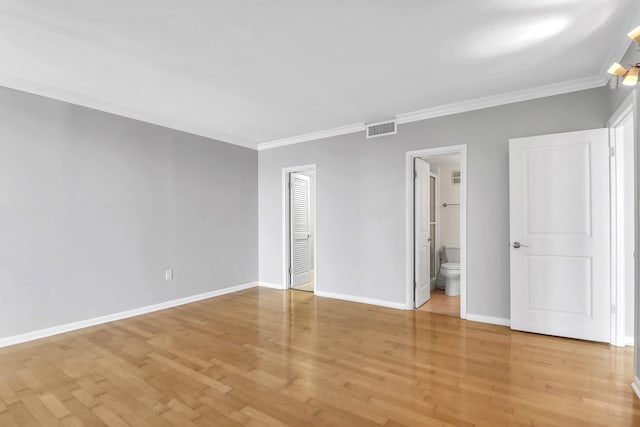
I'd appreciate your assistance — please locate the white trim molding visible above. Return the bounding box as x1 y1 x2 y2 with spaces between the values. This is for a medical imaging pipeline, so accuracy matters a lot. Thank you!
314 290 408 310
0 281 259 349
632 376 640 399
607 90 636 347
396 76 604 125
466 314 511 327
258 123 365 151
259 282 286 290
0 73 256 149
608 91 636 128
258 76 605 151
1 71 613 154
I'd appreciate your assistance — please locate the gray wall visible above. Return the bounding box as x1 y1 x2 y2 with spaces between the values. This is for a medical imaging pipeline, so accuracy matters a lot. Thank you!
259 87 610 318
0 86 258 338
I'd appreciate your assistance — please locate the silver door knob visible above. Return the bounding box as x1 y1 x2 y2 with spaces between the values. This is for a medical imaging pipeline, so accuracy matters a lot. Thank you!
513 241 529 249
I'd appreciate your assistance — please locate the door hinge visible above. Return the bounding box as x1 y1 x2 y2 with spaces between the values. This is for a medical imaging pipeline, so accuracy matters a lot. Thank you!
289 267 292 276
288 180 292 189
610 146 616 157
414 171 417 179
611 303 616 314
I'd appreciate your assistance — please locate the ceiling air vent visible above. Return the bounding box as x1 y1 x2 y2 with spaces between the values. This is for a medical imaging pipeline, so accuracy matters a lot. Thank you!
366 120 397 139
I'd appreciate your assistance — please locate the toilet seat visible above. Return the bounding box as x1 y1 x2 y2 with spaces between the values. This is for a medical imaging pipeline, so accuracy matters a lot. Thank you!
441 262 460 270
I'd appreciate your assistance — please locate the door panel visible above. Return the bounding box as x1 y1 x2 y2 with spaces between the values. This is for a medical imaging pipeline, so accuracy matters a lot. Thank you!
414 158 431 307
290 173 311 287
525 143 591 235
429 176 436 281
509 129 610 342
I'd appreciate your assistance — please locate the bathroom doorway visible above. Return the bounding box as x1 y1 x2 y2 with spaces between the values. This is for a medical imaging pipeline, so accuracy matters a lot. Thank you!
406 146 467 317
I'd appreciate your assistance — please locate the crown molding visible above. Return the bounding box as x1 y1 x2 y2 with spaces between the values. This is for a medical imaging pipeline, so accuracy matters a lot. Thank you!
257 122 365 151
2 27 629 154
396 75 605 125
258 76 606 150
0 73 257 149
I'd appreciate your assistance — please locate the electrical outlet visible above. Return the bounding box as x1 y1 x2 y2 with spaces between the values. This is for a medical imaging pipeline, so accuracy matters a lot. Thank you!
165 269 173 280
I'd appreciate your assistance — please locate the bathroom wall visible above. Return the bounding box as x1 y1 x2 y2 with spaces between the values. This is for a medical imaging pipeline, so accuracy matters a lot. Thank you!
427 160 462 288
437 164 461 248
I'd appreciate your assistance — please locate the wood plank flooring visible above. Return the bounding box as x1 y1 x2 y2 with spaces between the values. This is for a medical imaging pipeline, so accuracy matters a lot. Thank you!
0 287 638 426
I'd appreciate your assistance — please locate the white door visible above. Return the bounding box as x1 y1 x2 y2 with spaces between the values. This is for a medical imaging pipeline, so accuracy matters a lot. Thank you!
290 173 311 287
415 158 431 307
509 129 611 342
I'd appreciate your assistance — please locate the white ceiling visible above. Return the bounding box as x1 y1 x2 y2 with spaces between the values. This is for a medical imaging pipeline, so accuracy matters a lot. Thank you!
0 0 638 149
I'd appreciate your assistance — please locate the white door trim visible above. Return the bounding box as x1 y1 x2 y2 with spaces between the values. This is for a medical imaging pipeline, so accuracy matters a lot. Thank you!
430 171 440 287
282 164 317 291
607 91 636 347
405 145 468 317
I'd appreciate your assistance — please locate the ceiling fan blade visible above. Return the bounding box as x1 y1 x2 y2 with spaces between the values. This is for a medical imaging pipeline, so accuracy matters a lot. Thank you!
608 62 628 76
628 25 640 44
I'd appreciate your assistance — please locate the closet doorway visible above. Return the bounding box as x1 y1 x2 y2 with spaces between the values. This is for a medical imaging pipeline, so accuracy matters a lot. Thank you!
283 165 316 292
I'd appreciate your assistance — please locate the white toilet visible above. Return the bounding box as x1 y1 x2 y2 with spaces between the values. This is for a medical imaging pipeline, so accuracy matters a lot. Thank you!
440 244 460 296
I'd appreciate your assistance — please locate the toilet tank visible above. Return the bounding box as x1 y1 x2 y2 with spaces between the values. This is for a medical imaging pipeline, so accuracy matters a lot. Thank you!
443 244 460 263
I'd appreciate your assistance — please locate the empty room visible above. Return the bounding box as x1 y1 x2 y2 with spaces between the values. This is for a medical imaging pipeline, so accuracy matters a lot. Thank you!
2 1 640 426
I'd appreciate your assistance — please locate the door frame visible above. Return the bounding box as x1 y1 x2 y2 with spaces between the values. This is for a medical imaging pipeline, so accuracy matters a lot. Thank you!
430 171 440 287
405 145 467 316
607 91 636 347
282 164 317 291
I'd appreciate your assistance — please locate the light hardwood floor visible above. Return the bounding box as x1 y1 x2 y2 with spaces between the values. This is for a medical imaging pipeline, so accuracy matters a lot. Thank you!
0 287 638 426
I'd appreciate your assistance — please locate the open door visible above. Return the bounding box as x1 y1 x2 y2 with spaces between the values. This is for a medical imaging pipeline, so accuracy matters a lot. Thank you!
509 129 611 342
414 158 431 307
289 173 311 287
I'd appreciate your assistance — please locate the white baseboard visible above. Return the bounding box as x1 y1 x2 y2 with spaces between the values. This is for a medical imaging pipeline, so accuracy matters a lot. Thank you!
258 282 286 290
626 337 635 347
632 376 640 399
314 290 408 310
466 313 511 327
0 281 259 349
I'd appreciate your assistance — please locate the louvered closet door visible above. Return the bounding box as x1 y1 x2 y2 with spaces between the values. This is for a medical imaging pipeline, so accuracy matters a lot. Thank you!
290 173 311 287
